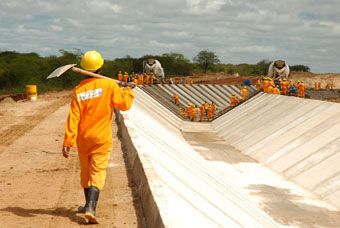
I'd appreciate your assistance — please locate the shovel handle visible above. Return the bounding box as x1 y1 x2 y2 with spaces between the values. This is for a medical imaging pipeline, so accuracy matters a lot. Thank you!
71 67 135 87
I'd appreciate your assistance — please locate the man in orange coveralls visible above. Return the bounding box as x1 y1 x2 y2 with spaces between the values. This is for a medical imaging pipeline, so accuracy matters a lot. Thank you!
199 103 205 120
207 105 213 120
230 93 239 107
256 78 261 91
186 103 192 119
240 86 248 101
62 51 134 224
172 95 179 106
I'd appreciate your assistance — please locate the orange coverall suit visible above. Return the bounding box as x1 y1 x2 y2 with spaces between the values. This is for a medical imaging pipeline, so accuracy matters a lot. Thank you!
186 105 192 118
267 86 274 94
300 83 306 97
123 73 129 83
211 103 216 114
256 79 261 91
63 78 134 190
118 73 123 81
145 75 150 85
230 95 238 107
273 87 280 95
295 83 301 96
240 89 247 101
207 106 213 120
150 75 154 85
199 105 205 120
172 95 179 105
191 107 197 120
138 75 144 85
263 80 269 92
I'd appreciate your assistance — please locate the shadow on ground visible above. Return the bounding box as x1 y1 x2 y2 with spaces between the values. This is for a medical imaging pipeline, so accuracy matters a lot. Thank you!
248 184 340 228
0 206 86 225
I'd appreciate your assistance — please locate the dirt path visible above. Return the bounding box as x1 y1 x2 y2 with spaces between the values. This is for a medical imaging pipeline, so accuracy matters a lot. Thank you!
0 90 144 227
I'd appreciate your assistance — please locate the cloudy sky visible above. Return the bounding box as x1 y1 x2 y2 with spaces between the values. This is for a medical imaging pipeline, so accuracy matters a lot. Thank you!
0 0 339 73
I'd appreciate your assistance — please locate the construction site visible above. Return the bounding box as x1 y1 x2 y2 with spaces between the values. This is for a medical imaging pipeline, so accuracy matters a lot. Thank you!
1 71 340 228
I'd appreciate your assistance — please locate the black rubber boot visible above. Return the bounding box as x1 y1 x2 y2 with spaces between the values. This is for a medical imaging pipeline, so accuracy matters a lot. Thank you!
77 188 89 213
85 186 100 224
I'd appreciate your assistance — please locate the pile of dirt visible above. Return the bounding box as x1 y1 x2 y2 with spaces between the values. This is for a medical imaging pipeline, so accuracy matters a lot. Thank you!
0 97 15 104
170 72 259 85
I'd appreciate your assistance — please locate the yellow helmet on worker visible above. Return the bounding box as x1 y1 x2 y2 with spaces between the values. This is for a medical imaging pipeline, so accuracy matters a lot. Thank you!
80 50 104 71
244 86 247 89
232 93 235 95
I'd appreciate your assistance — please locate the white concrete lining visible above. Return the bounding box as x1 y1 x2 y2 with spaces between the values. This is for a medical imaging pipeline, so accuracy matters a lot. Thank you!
212 92 340 210
116 88 340 227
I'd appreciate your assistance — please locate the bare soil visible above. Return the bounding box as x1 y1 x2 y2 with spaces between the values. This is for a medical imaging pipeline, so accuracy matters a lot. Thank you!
0 90 144 227
169 71 340 89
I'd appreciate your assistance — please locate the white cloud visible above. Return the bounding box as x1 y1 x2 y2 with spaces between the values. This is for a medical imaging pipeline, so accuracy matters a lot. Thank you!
149 40 179 49
161 31 191 39
122 24 137 31
49 25 63 32
230 45 277 54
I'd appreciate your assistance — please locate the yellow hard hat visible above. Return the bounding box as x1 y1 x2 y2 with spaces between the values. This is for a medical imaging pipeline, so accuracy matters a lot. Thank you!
244 86 247 88
283 78 287 81
232 93 235 95
276 85 279 87
301 80 304 83
80 50 104 71
298 80 300 82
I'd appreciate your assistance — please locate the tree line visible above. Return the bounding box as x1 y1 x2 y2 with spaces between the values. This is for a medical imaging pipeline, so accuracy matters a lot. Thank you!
0 49 310 95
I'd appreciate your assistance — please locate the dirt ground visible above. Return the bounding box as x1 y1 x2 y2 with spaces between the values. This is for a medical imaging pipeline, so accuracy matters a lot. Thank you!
169 71 340 89
0 90 144 227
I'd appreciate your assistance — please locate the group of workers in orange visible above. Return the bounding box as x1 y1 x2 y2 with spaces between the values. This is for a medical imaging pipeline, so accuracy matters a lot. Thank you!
257 77 335 97
257 77 308 97
177 101 216 121
117 71 155 85
314 81 334 90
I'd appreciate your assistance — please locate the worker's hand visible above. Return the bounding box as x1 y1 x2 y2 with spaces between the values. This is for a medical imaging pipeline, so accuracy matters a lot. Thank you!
62 146 70 158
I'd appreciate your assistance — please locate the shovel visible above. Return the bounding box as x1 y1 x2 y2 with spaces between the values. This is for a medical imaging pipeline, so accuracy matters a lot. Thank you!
47 64 135 87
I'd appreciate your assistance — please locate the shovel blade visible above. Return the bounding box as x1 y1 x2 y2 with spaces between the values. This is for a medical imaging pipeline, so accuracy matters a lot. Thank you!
47 64 77 79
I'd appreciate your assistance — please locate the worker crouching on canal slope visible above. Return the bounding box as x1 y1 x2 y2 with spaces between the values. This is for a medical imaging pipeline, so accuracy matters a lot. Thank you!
230 93 239 107
62 50 134 224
